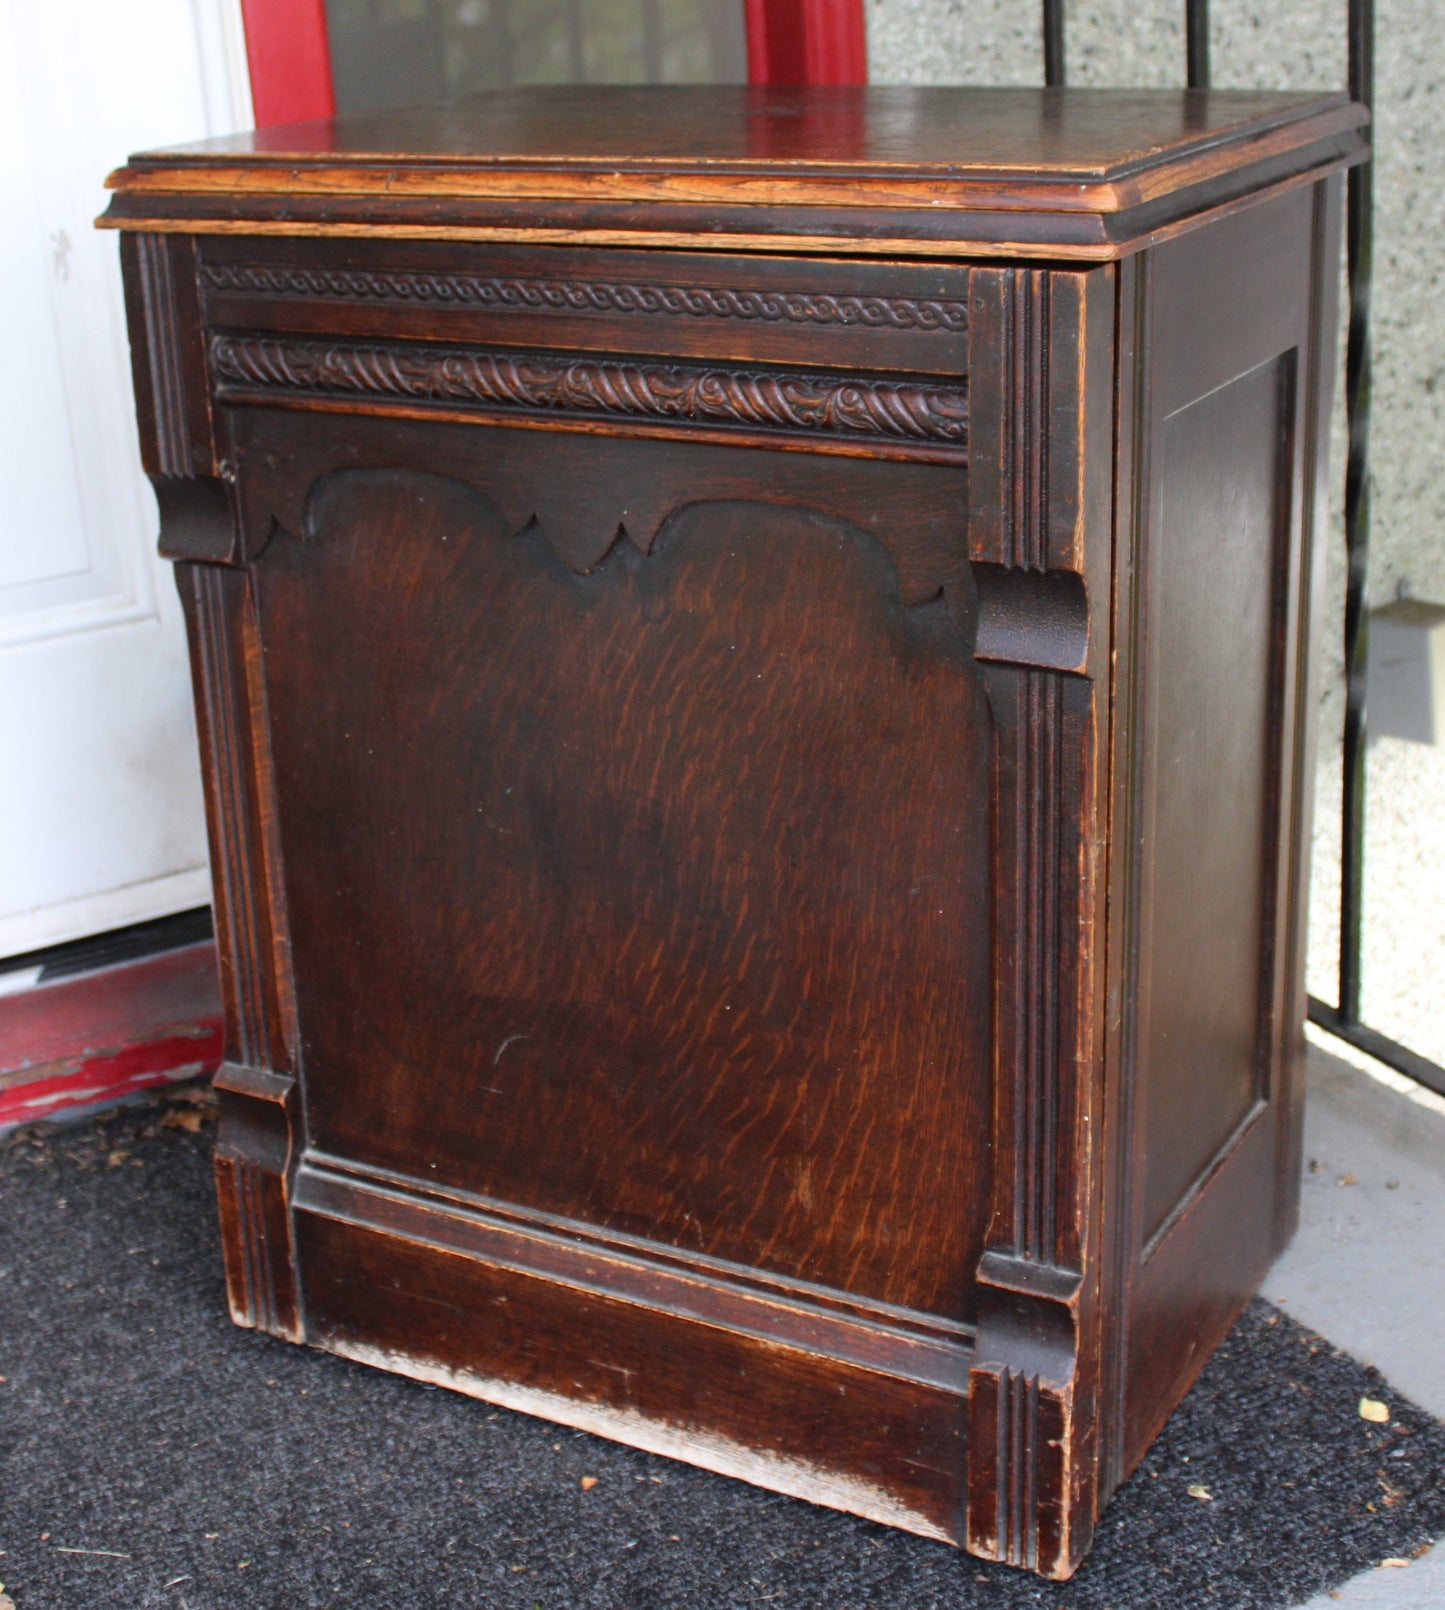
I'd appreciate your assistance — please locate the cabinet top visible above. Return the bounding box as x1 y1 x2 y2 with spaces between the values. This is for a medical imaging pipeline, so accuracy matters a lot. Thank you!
101 86 1366 261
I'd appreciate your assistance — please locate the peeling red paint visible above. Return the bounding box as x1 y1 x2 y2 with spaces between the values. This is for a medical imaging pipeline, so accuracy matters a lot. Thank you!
0 943 223 1133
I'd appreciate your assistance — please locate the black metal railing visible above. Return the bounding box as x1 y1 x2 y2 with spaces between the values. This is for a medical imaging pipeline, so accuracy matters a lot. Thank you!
1042 0 1066 87
1038 0 1444 1099
1185 0 1210 89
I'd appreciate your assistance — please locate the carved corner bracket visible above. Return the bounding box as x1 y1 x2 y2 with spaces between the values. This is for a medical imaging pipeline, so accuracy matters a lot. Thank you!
213 1062 303 1341
120 233 254 565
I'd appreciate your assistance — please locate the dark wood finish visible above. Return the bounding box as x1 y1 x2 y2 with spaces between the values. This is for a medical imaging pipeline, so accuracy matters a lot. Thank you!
101 87 1366 261
1113 181 1344 1475
107 89 1358 1579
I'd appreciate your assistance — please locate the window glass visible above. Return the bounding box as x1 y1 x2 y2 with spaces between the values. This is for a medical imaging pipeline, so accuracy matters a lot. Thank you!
326 0 748 115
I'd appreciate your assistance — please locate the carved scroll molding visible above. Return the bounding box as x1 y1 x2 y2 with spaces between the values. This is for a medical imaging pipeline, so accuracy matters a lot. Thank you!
201 262 970 333
209 332 969 457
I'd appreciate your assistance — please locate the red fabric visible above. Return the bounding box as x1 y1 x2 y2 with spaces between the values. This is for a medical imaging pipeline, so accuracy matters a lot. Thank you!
240 0 336 128
745 0 867 85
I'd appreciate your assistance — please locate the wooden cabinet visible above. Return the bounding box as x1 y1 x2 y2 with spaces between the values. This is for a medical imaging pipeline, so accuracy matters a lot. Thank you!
103 86 1365 1579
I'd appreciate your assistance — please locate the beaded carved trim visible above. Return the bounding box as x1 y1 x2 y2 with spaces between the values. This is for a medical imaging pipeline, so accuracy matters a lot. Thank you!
201 263 969 334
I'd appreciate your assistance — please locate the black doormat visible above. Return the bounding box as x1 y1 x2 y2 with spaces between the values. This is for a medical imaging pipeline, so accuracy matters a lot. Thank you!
2 1093 1442 1610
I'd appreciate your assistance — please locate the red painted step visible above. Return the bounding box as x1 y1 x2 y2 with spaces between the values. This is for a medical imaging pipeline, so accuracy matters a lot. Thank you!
0 942 223 1133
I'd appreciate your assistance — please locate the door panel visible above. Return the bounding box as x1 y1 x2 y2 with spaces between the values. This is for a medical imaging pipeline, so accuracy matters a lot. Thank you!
243 411 990 1321
0 0 247 954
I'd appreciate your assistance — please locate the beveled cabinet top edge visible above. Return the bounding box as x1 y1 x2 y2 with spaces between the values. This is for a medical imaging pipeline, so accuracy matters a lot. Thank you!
100 88 1366 260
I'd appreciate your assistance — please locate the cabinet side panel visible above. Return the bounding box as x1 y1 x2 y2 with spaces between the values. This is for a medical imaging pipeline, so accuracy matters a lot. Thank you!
1137 353 1293 1241
1120 183 1331 1467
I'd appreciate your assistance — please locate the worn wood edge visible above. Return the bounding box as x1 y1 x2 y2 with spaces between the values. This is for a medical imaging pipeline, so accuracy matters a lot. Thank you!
1111 99 1364 207
94 149 1364 264
1098 248 1150 1505
318 1332 955 1543
1272 178 1344 1249
106 164 1127 212
100 99 1363 212
213 1060 295 1104
293 1160 973 1394
99 215 1128 261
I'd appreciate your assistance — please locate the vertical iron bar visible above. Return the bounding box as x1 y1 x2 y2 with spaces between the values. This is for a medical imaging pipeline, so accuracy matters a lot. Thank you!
1043 0 1066 86
1186 0 1210 88
1339 0 1375 1024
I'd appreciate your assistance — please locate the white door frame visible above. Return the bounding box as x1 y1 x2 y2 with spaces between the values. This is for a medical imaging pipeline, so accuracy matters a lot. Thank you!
0 0 251 956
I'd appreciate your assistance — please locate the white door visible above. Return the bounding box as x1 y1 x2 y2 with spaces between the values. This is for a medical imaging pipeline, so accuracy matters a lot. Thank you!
0 0 251 956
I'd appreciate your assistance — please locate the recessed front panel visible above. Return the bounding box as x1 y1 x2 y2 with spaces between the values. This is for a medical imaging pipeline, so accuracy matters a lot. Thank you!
249 414 992 1323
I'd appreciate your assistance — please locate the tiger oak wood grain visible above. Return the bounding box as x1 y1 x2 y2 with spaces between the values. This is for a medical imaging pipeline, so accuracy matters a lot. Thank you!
109 88 1357 1579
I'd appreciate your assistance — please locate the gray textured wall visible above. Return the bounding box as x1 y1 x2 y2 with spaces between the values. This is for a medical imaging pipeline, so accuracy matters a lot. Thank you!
864 1 1445 1062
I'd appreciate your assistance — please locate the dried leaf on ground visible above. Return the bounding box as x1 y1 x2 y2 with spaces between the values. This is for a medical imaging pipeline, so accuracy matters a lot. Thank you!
580 1476 599 1491
1187 1484 1213 1501
1359 1397 1390 1423
1379 1559 1413 1569
161 1109 204 1133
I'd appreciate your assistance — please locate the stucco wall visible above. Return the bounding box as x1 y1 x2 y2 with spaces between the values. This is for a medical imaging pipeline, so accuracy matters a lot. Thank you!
864 1 1445 1063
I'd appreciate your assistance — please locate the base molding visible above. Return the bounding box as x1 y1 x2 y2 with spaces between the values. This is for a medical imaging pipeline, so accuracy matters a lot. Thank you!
326 1333 954 1542
289 1188 974 1543
295 1154 972 1393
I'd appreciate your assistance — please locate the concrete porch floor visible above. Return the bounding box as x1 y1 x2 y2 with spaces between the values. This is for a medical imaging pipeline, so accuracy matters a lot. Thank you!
1275 1034 1445 1608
